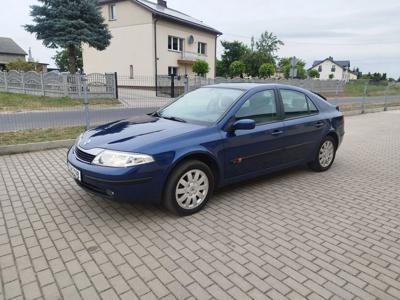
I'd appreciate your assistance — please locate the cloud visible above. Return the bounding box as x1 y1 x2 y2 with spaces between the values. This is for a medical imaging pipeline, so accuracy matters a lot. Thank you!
1 0 399 77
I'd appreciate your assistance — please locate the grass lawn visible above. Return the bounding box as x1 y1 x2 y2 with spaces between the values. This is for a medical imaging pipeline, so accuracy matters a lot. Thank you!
343 82 400 97
0 92 120 112
0 126 84 146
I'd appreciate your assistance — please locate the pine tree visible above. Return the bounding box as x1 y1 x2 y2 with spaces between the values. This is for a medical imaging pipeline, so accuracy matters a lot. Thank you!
25 0 112 74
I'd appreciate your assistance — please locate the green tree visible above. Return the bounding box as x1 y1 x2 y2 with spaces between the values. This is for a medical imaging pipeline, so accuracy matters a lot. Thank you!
53 46 83 73
308 69 320 78
6 59 36 72
216 59 225 77
219 41 249 77
229 61 246 78
279 57 307 79
241 31 282 77
241 51 274 77
25 0 111 74
329 74 335 79
255 31 284 59
258 63 275 78
192 59 209 77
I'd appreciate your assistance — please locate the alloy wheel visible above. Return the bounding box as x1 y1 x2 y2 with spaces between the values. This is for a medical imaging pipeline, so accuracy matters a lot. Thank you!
175 169 209 209
319 140 335 168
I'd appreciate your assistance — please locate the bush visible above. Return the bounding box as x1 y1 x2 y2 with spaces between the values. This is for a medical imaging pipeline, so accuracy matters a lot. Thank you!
192 59 209 76
229 60 246 78
258 63 275 78
329 73 335 79
6 59 36 72
308 69 320 78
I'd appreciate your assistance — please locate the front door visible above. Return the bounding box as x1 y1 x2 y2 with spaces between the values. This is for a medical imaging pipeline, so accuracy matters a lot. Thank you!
222 89 286 179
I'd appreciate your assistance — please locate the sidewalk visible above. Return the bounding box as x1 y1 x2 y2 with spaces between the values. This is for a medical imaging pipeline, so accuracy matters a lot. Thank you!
1 111 400 299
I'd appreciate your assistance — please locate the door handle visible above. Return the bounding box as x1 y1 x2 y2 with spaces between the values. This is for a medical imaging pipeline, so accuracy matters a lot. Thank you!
271 130 284 136
314 121 324 128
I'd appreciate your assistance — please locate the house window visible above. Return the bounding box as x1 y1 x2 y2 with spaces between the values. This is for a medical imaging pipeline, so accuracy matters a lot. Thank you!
129 65 134 79
168 36 183 52
109 4 116 20
168 66 178 76
198 42 207 55
331 65 336 72
318 66 322 72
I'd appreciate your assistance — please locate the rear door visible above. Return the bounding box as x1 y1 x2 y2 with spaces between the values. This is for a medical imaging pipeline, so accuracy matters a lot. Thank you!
222 89 286 179
279 89 327 164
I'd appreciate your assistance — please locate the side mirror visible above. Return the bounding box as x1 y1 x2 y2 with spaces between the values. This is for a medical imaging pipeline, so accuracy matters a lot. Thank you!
232 119 256 131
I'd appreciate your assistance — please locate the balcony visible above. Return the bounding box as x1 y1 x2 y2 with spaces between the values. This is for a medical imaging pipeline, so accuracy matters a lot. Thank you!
177 51 203 65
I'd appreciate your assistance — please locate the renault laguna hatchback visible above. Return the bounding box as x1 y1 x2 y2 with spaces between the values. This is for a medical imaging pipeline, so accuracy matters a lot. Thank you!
67 84 344 215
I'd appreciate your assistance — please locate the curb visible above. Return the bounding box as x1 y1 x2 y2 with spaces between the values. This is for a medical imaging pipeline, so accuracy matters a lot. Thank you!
0 139 75 155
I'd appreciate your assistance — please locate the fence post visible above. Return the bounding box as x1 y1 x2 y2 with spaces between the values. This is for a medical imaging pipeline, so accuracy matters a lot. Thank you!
21 72 26 94
63 74 69 97
335 81 340 99
361 81 368 114
3 72 8 92
40 72 45 96
82 74 90 130
383 83 390 111
114 72 118 99
171 74 175 98
76 75 81 98
184 74 189 94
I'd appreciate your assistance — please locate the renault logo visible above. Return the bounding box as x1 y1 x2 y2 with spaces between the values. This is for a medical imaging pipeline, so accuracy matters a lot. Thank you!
82 138 92 146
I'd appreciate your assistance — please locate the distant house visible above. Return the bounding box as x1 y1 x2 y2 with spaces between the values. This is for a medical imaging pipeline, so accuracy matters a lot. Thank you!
0 37 27 71
82 0 222 78
310 57 357 81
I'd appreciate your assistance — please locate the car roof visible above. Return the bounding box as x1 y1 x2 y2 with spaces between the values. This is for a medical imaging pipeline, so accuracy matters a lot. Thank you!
204 83 309 92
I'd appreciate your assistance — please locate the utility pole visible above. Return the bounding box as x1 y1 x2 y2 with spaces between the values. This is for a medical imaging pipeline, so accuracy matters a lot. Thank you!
290 56 297 79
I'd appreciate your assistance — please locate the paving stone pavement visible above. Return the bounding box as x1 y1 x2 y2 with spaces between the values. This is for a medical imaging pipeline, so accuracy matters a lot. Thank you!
1 110 400 300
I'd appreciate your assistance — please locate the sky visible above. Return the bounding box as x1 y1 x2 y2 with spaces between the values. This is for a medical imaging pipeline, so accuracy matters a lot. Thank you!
1 0 399 78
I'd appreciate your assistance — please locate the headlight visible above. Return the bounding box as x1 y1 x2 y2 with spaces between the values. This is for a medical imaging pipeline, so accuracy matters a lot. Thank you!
92 150 154 168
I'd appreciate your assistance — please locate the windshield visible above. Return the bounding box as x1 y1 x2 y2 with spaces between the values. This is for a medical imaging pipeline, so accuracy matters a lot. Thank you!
158 88 244 124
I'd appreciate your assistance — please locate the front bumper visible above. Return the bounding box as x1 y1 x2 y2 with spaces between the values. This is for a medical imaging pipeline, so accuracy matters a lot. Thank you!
67 146 165 203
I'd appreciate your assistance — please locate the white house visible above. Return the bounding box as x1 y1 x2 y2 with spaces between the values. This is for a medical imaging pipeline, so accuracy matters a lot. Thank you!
310 57 357 81
82 0 221 78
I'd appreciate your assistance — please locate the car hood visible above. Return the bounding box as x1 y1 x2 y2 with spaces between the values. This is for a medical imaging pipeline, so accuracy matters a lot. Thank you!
78 115 206 153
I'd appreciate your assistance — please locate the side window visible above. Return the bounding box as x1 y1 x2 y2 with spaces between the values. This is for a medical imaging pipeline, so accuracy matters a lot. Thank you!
308 98 318 113
236 90 278 124
280 90 318 118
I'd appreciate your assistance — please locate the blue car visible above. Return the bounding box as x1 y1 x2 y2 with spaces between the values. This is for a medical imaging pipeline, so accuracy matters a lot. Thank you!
67 84 344 215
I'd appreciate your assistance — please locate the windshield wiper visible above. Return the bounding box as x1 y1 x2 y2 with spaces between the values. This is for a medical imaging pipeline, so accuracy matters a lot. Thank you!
161 115 187 123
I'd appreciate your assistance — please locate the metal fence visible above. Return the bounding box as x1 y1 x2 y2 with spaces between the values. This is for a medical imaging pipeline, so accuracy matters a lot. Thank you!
0 71 116 99
0 73 399 147
116 75 346 108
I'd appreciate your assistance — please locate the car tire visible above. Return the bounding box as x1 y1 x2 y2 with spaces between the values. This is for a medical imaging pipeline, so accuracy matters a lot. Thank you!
308 136 337 172
164 160 214 216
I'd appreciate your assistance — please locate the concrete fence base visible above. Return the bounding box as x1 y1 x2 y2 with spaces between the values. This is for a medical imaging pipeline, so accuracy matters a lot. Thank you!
0 139 75 155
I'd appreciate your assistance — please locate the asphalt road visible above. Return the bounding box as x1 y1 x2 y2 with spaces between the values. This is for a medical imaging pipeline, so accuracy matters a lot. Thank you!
0 107 156 132
328 95 399 104
0 95 399 132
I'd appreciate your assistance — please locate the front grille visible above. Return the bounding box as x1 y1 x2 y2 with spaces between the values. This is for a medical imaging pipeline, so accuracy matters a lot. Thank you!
75 147 96 163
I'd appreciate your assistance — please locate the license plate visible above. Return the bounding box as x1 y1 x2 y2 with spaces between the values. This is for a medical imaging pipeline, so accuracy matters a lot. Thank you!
67 163 81 182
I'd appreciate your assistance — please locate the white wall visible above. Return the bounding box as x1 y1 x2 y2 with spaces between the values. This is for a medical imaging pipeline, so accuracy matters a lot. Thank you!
156 19 217 77
82 1 155 76
82 0 218 78
311 60 345 80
